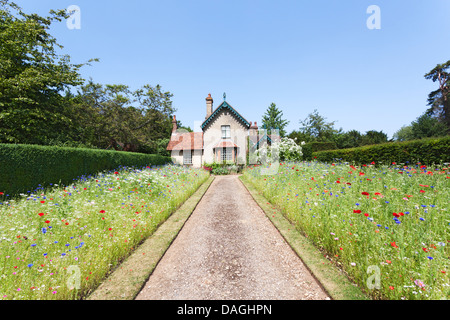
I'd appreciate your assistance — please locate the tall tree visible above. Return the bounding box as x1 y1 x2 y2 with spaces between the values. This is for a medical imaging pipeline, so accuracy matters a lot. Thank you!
71 80 175 153
361 130 389 146
261 103 289 137
393 112 448 141
0 1 95 144
333 129 363 149
299 109 338 142
425 60 450 131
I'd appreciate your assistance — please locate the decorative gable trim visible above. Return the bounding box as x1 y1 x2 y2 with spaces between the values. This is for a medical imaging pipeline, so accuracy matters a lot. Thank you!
201 101 250 130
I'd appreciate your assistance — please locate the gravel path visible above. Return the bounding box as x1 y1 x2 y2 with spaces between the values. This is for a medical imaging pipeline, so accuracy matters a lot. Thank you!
135 175 329 300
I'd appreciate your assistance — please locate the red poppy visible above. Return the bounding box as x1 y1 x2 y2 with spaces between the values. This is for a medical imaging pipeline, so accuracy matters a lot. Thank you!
399 212 404 216
386 260 392 264
422 247 429 252
364 213 369 217
45 220 50 224
346 182 351 185
359 172 365 176
40 201 45 204
336 181 341 183
419 190 425 193
393 213 400 218
114 171 119 175
361 192 369 196
38 213 44 217
371 161 375 165
65 222 69 225
390 242 398 248
375 192 381 196
99 210 106 213
0 192 3 195
353 210 361 214
389 286 394 290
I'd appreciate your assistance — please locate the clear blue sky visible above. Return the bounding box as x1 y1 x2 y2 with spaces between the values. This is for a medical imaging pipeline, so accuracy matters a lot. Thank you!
14 0 450 138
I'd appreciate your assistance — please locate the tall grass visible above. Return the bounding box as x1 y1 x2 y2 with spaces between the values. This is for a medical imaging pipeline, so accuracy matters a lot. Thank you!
0 165 209 300
243 161 449 300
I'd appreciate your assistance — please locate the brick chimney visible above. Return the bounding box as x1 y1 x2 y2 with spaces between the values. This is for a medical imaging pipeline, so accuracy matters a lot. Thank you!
206 93 213 119
249 121 259 138
172 115 177 133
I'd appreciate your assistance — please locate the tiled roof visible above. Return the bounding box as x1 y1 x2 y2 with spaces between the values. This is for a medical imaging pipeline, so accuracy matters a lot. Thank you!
213 140 239 149
166 132 203 151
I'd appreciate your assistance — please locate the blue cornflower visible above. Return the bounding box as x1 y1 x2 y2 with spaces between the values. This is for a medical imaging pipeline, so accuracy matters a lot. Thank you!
65 244 70 247
31 244 37 247
27 264 33 268
419 218 425 221
41 228 47 234
427 256 433 260
61 253 66 256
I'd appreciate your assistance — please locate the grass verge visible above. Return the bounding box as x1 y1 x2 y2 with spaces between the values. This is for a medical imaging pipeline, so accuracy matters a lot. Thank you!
239 175 369 300
87 176 215 300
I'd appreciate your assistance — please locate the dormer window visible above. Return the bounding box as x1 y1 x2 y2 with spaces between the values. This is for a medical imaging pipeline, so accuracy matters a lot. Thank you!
221 125 231 139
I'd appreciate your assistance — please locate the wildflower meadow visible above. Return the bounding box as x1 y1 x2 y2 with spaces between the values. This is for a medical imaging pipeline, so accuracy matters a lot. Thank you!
243 161 449 300
0 164 209 300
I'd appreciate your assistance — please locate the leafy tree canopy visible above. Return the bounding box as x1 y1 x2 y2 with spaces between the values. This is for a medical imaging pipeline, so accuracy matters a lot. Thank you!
0 0 96 144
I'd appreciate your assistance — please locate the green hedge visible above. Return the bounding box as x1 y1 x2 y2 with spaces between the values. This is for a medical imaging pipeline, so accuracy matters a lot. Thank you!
302 142 337 160
0 144 172 196
312 136 450 165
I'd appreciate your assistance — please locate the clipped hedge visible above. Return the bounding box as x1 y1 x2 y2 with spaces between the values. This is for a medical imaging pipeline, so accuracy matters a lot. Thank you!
302 142 337 160
312 136 450 165
0 144 172 196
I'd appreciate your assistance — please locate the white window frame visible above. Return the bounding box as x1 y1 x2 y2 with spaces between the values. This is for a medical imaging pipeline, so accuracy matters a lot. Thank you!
221 125 231 139
183 151 193 165
221 148 233 161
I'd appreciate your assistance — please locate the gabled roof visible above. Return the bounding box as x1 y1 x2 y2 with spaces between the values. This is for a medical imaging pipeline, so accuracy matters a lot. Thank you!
166 132 203 151
201 101 250 130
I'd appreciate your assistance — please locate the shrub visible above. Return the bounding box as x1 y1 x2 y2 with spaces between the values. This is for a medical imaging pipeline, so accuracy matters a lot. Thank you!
312 136 450 165
212 167 229 175
0 144 172 196
302 142 337 160
255 137 303 163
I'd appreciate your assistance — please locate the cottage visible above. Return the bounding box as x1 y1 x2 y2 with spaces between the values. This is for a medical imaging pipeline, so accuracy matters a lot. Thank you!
167 93 261 168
